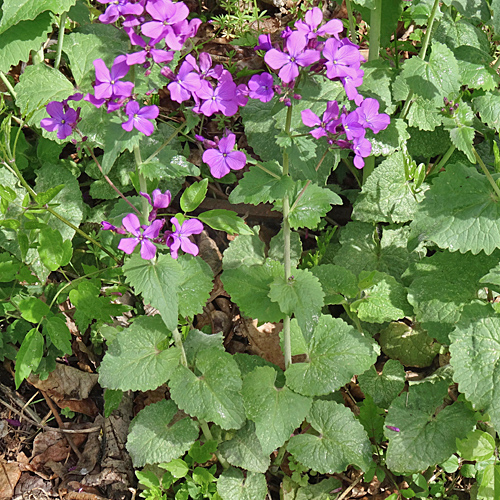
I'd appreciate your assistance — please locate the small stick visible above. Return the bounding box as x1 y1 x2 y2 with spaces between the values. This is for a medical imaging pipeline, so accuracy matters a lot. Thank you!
335 474 363 500
40 391 83 460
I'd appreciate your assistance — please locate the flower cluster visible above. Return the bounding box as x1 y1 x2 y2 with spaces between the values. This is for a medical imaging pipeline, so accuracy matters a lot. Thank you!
301 98 390 168
102 189 203 260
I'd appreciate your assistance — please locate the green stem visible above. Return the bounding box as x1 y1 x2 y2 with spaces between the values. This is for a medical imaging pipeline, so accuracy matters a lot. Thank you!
143 122 185 164
4 159 120 263
199 419 229 469
133 145 149 223
0 71 16 99
282 105 294 370
54 12 67 70
473 147 500 200
419 0 440 61
345 0 357 45
171 328 188 368
342 303 363 332
427 144 455 176
368 0 382 61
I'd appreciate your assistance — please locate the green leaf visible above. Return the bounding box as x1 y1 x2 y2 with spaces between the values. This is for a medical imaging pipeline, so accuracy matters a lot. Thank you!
450 303 500 430
385 379 477 473
35 185 65 205
0 0 76 33
99 315 180 392
455 46 499 91
177 254 213 318
268 230 302 268
333 222 425 283
477 464 500 500
221 259 285 323
285 315 379 397
442 103 475 163
405 250 500 344
123 254 183 331
169 348 245 430
181 179 208 213
16 64 74 126
219 420 270 473
358 60 396 115
198 209 253 235
358 395 385 443
160 458 189 478
35 162 84 241
0 253 22 282
287 182 342 230
127 399 199 467
407 126 451 157
183 329 224 366
63 24 130 90
411 163 500 255
228 162 293 205
451 0 490 21
222 229 265 270
189 440 218 463
101 119 142 174
18 297 50 323
406 97 442 132
242 366 312 454
310 264 358 304
43 315 71 354
368 118 410 157
457 430 496 462
358 359 406 408
288 400 372 473
15 328 44 389
103 389 123 418
269 269 324 338
0 12 53 74
379 322 440 367
435 15 490 52
217 467 267 500
353 271 412 323
473 92 500 133
398 41 460 104
38 227 72 272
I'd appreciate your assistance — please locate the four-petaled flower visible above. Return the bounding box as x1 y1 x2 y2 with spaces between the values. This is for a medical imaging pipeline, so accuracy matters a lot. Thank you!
141 189 172 221
93 55 135 100
117 213 164 260
122 101 159 136
166 217 204 259
202 133 246 178
40 101 78 140
264 31 320 83
248 72 275 103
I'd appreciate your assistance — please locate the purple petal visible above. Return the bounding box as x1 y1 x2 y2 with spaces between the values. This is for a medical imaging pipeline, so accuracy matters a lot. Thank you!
301 109 321 127
295 49 321 67
138 105 159 120
93 59 111 83
203 149 230 178
118 237 139 254
126 51 147 66
225 151 246 171
45 101 65 119
140 239 157 260
141 20 166 39
278 62 299 84
305 7 323 29
218 134 236 154
286 31 307 56
180 237 199 257
264 49 290 70
40 117 59 132
122 213 141 235
181 218 204 236
112 80 135 98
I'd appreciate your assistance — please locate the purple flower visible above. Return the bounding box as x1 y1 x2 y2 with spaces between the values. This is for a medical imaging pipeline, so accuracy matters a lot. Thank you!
97 0 144 24
141 0 189 42
202 133 246 178
164 61 202 103
125 29 174 66
355 98 390 134
122 101 159 136
352 136 372 169
340 110 365 141
117 213 164 260
166 217 203 259
301 100 339 139
248 72 275 103
255 34 273 51
323 38 363 80
169 18 202 50
40 101 78 140
295 8 343 41
341 66 364 104
141 188 171 221
93 55 135 100
265 31 320 83
196 79 239 117
386 425 400 432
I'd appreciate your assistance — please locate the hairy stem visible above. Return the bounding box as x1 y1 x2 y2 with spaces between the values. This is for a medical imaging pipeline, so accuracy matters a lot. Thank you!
473 147 500 200
345 0 357 45
368 0 382 61
133 144 149 223
54 12 67 70
0 71 16 99
282 105 294 370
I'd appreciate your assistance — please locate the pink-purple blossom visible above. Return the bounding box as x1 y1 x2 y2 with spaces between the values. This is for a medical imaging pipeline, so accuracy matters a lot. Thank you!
196 79 240 117
163 61 202 103
141 189 171 221
40 101 78 140
295 7 343 41
202 133 246 178
122 101 159 136
125 28 174 66
355 98 390 134
265 31 320 83
141 0 189 47
322 38 364 80
97 0 144 24
93 55 135 100
301 100 339 139
248 72 275 103
166 217 204 259
117 213 164 260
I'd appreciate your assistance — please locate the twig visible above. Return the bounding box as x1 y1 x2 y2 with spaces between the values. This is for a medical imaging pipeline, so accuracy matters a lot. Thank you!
335 474 363 500
0 381 42 423
41 391 83 460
